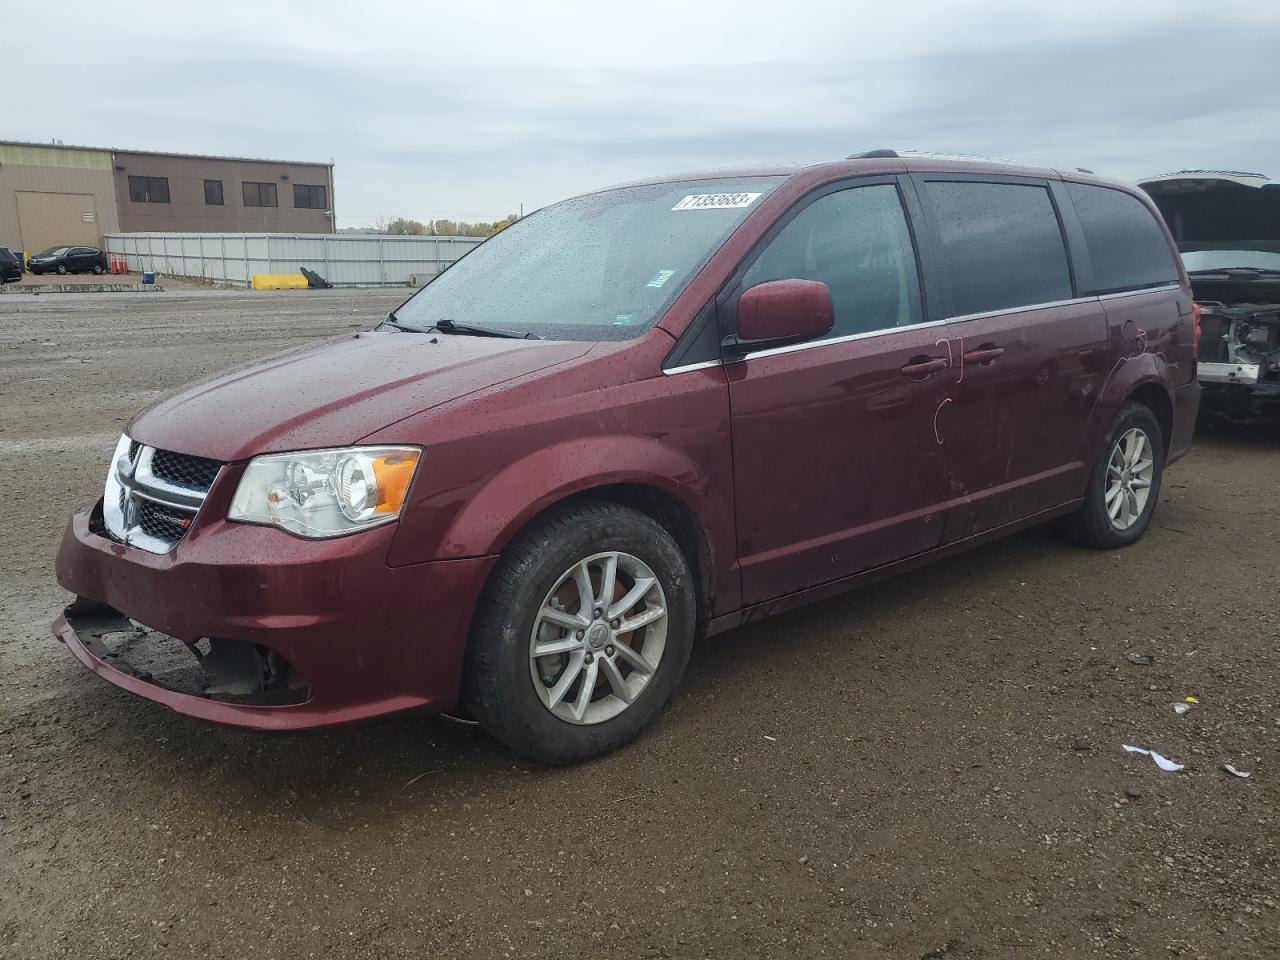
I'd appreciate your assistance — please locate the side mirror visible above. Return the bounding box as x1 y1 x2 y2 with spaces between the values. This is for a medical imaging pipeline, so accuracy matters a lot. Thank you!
729 279 834 354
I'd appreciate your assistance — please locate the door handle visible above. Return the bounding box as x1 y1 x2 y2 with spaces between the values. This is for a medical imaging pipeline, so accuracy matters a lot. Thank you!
962 346 1004 366
901 357 949 378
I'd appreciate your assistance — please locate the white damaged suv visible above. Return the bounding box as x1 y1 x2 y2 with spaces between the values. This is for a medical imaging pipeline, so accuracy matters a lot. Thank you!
1140 170 1280 423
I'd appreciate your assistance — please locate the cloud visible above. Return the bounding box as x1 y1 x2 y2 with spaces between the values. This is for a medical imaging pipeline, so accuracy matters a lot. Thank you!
9 0 1280 224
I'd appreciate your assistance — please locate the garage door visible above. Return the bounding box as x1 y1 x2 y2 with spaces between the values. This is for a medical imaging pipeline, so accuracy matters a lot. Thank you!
16 191 100 254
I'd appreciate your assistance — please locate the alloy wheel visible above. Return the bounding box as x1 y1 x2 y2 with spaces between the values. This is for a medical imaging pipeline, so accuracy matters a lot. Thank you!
529 551 668 725
1105 427 1154 530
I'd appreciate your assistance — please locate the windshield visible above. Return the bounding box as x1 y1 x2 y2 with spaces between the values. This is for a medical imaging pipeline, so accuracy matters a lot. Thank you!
37 247 69 257
393 177 784 340
1183 249 1280 273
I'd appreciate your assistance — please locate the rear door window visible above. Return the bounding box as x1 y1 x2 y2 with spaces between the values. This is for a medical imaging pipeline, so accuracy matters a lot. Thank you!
923 180 1073 316
1066 182 1180 294
742 184 923 339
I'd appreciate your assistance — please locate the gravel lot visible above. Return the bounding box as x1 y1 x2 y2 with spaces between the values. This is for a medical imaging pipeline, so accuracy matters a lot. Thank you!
1 289 1278 960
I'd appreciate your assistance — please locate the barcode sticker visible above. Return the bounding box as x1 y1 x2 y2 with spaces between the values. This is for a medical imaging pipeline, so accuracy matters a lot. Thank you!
672 192 762 211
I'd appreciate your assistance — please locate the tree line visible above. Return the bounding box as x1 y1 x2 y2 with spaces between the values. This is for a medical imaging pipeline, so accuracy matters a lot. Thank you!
360 214 522 237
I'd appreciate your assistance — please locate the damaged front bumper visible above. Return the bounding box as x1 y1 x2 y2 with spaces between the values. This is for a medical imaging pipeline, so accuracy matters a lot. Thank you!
1197 301 1280 420
53 501 497 730
1198 361 1261 385
55 600 321 727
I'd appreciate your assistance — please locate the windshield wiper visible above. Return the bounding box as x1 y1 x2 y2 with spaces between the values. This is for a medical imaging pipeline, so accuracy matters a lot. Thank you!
380 311 425 333
432 318 541 340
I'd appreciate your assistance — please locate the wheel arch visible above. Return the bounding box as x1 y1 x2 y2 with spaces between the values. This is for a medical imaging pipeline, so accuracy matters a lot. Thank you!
495 482 715 631
429 435 726 631
1127 381 1174 456
1092 353 1176 461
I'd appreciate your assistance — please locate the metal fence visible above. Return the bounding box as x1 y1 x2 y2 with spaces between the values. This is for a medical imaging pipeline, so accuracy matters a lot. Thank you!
102 232 484 287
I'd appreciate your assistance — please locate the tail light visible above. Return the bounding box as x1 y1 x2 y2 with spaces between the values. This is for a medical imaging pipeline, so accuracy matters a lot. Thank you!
1191 301 1202 356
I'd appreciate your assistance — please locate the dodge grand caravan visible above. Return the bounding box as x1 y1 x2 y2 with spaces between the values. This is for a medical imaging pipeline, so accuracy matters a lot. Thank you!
54 151 1200 763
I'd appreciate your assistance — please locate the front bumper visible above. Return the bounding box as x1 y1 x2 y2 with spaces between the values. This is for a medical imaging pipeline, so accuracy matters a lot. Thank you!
1199 361 1261 385
54 502 496 730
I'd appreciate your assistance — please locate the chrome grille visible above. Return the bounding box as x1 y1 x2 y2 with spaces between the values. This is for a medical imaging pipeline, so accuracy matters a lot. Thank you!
102 436 223 554
151 449 222 490
137 499 192 543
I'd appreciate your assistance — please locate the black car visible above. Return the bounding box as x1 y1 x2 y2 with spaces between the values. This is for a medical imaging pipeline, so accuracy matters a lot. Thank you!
0 246 22 283
27 245 107 276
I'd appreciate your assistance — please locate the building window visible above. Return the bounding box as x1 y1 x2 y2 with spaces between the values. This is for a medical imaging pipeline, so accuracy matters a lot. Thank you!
242 181 278 208
293 184 327 209
204 180 224 206
128 175 170 204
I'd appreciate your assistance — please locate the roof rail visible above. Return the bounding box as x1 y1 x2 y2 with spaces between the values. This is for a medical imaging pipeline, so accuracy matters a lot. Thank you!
894 150 1028 165
846 149 899 159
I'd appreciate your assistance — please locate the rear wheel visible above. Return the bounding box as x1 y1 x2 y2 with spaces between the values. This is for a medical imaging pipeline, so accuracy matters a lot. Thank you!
462 502 695 764
92 263 105 275
1057 402 1164 549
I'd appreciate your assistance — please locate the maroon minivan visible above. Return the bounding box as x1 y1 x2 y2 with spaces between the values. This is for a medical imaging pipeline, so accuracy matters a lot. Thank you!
54 151 1200 763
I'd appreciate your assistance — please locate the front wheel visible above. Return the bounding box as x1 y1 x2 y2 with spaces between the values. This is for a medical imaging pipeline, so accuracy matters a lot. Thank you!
461 502 695 764
55 264 67 275
92 263 105 275
1057 402 1164 549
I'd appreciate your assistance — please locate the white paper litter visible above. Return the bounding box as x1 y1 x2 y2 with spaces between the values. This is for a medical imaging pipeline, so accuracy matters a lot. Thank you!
1223 764 1252 779
1173 702 1192 715
1123 744 1185 772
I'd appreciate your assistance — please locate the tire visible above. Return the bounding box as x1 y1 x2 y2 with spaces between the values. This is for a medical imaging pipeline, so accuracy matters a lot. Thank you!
92 263 105 275
56 264 67 275
461 501 696 764
1057 402 1164 549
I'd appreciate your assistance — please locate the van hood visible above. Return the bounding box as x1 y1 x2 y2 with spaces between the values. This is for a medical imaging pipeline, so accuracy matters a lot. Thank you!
1138 170 1280 251
1138 170 1280 303
128 330 592 462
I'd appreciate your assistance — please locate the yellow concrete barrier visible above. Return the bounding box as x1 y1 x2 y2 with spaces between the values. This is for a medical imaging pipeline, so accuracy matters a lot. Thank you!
251 274 310 290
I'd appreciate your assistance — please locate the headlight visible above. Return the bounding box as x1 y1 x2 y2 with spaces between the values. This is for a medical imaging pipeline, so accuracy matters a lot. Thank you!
228 446 422 538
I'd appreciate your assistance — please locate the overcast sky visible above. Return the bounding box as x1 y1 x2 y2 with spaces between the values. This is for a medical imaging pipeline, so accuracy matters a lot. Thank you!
12 1 1280 226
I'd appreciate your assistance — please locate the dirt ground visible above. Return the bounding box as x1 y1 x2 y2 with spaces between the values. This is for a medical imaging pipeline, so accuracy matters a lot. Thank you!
2 272 218 291
1 289 1277 960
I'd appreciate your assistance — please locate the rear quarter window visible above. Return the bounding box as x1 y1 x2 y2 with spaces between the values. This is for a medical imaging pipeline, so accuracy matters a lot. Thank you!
1066 182 1180 295
923 180 1073 316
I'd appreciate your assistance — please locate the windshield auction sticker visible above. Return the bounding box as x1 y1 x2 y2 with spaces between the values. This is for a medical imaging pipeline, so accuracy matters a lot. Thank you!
672 193 762 211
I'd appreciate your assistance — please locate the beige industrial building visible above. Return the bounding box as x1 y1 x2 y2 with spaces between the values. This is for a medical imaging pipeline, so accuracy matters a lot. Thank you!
0 141 335 257
0 143 121 255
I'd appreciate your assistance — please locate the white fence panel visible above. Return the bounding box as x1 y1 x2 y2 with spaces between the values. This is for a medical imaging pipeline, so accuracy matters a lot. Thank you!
103 232 483 287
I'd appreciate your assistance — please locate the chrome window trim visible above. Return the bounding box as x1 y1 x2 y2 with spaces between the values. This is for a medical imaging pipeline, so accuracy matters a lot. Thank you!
664 282 1183 370
733 317 950 362
662 359 724 376
1097 282 1181 301
944 293 1098 325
